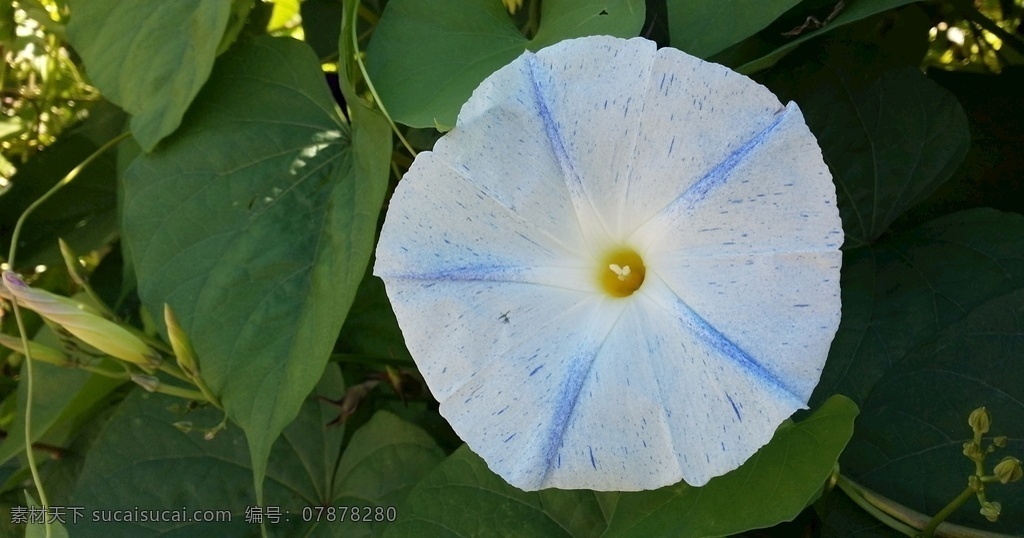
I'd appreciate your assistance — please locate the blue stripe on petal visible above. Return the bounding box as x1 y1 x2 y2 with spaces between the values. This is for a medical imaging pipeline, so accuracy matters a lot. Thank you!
540 351 591 478
526 54 583 198
668 290 804 405
673 104 794 212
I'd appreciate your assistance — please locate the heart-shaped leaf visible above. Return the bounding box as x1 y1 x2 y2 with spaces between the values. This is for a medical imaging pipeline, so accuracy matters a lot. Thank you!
843 288 1024 534
122 35 391 498
787 66 968 248
812 209 1024 409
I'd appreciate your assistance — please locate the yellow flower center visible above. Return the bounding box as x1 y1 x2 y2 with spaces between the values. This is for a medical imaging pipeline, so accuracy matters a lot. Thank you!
597 247 646 298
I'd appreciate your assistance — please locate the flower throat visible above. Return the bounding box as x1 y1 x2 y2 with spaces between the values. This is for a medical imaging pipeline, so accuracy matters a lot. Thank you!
598 247 646 297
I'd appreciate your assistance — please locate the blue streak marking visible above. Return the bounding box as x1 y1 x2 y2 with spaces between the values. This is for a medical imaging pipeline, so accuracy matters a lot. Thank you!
589 446 597 469
530 365 544 377
672 105 793 213
382 265 522 282
540 350 594 480
505 433 516 443
525 55 589 206
725 394 742 421
671 293 804 404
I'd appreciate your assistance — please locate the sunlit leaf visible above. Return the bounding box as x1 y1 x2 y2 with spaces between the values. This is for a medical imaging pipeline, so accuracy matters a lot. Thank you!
122 36 390 499
66 0 234 150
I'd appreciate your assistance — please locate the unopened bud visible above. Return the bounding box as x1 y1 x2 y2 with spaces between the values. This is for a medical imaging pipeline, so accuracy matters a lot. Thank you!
172 421 193 433
2 271 161 369
963 441 984 460
131 374 160 393
980 501 1001 522
994 457 1022 484
0 334 69 366
969 407 991 435
163 304 199 377
58 239 88 289
993 436 1008 448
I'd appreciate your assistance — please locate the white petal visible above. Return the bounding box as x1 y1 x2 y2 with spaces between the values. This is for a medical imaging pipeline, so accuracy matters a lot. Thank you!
619 45 787 237
524 36 656 239
381 278 592 403
376 151 590 281
427 52 595 256
538 298 681 491
649 251 843 402
631 103 843 256
437 294 623 490
635 275 808 486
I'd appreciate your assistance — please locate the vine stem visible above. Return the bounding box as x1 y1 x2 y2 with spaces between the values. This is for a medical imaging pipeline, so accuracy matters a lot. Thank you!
6 130 130 538
836 473 1014 538
922 487 976 538
348 0 417 158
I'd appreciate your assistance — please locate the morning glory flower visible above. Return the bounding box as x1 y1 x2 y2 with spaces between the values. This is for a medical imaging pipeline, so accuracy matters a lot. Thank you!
374 36 843 491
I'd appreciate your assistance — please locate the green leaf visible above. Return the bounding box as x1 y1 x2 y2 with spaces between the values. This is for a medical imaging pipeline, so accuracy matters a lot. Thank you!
122 36 390 501
66 368 443 537
604 395 858 537
736 0 921 73
66 0 235 150
0 324 123 467
786 66 968 248
334 0 405 369
843 288 1024 534
331 411 446 537
667 0 800 58
0 359 121 468
365 0 645 129
68 368 344 537
338 263 413 365
384 445 610 538
812 209 1024 408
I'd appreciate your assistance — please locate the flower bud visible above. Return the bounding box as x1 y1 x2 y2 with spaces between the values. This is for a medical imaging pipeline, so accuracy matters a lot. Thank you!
969 407 991 435
2 271 161 369
994 457 1022 484
58 238 88 289
0 334 69 366
173 421 193 433
993 436 1008 448
980 501 1001 522
163 304 199 377
131 374 160 393
963 441 984 460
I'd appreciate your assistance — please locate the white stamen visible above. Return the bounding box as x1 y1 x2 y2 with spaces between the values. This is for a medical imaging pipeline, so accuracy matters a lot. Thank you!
609 264 631 281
